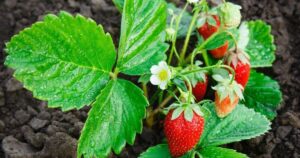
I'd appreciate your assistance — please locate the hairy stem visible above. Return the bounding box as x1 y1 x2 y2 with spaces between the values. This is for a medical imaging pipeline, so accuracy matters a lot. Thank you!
179 6 201 64
168 3 189 65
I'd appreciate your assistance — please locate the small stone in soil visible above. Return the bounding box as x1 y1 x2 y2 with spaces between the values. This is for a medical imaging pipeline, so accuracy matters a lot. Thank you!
14 110 31 124
5 78 23 92
2 136 37 157
41 132 77 158
37 111 51 120
276 126 293 139
22 125 47 148
29 118 49 130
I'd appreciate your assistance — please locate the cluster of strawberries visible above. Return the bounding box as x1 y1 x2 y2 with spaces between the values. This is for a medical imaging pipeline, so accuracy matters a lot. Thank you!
164 13 251 157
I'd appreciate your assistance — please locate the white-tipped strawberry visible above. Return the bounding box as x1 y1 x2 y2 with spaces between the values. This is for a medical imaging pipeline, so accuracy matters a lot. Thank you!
212 74 244 118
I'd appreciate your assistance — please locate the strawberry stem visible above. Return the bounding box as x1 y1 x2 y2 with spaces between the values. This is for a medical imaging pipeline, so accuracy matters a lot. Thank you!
179 4 201 64
168 3 188 65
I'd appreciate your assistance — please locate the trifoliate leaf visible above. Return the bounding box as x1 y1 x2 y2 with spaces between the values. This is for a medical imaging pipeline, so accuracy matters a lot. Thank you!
242 71 282 120
241 20 276 67
200 146 248 158
199 103 271 147
117 0 169 75
5 11 116 111
78 79 148 158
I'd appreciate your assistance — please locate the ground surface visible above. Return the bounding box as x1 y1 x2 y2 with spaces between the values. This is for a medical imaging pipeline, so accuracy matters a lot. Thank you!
0 0 299 158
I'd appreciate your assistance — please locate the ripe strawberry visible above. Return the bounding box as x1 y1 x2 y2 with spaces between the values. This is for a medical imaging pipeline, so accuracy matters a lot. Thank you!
209 41 229 59
197 15 228 59
230 61 250 87
192 76 208 102
197 15 220 40
226 49 251 87
164 109 204 157
215 92 239 118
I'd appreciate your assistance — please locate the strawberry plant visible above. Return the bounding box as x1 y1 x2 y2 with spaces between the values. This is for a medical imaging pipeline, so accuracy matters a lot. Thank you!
4 0 282 157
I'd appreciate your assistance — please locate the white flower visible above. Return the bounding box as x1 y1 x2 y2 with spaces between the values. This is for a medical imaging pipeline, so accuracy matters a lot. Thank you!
150 61 172 90
187 0 199 4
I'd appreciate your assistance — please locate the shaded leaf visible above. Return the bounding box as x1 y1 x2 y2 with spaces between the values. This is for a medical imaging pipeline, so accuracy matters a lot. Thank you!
167 3 193 38
242 71 282 120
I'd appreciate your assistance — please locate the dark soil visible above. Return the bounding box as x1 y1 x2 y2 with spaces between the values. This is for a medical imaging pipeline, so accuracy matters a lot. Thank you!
0 0 299 158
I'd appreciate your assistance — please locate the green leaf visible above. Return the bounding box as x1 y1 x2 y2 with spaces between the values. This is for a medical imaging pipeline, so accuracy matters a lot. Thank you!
241 20 276 67
117 0 169 75
139 144 189 158
200 146 248 158
112 1 192 38
112 0 124 12
5 11 116 111
78 79 148 158
203 31 231 50
242 71 282 120
199 103 271 147
167 3 193 38
139 144 171 158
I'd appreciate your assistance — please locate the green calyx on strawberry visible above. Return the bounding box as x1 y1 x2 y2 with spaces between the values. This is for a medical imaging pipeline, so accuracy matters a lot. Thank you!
225 49 251 87
212 74 244 118
197 14 229 59
164 103 205 157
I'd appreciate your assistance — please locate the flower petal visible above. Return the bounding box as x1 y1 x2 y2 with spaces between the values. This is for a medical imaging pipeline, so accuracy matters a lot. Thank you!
150 75 161 85
150 65 161 74
159 81 168 90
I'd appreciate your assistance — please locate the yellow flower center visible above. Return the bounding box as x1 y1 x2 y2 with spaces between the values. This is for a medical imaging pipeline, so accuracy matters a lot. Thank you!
158 69 168 81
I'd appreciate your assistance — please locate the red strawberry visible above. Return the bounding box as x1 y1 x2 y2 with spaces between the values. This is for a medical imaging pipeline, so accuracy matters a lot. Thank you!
226 49 251 87
164 109 204 157
230 61 250 87
215 92 239 118
197 15 228 59
209 41 229 59
197 15 220 40
192 76 208 102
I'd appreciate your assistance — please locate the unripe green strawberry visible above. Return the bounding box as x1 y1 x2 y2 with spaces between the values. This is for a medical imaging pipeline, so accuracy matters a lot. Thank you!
164 107 205 157
219 2 242 29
